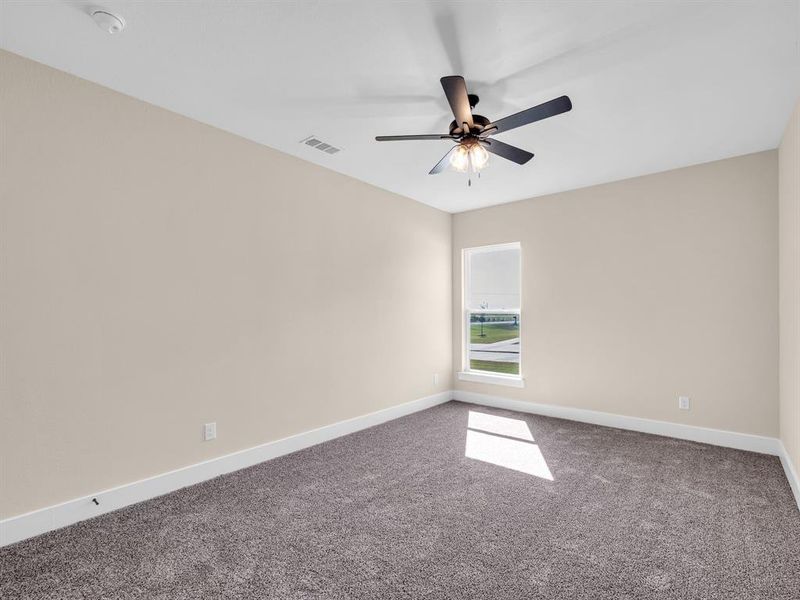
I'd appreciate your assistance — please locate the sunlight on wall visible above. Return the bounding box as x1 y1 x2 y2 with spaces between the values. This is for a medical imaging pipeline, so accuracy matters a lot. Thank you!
465 411 553 480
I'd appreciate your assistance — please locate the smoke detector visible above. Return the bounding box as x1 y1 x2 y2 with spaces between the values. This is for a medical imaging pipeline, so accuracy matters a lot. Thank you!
91 10 125 34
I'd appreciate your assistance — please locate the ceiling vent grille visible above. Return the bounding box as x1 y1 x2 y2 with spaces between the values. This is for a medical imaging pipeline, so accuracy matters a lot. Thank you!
300 136 341 155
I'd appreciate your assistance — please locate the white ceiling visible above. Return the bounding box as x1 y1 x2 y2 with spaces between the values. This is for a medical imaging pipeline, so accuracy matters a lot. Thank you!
2 1 799 213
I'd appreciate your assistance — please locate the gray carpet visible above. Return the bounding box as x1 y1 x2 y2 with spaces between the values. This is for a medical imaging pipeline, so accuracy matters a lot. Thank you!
2 401 799 599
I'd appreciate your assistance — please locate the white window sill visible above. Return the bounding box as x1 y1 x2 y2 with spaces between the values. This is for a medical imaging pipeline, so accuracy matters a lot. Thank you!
457 371 525 388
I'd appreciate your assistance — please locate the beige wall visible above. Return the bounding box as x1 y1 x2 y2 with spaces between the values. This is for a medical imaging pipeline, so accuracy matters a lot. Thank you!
453 151 779 437
0 51 452 519
0 47 790 522
780 98 800 478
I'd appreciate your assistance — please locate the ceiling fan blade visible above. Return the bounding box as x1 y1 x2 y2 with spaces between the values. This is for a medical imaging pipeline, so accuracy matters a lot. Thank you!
480 139 534 165
375 134 454 141
440 76 474 130
483 95 572 136
429 146 458 174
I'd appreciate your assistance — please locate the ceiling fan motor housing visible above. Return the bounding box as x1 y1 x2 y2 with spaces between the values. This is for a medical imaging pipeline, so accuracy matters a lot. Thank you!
449 114 490 137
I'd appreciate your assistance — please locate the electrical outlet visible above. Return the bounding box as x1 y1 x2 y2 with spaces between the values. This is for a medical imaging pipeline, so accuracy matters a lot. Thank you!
678 396 690 411
433 373 440 386
204 422 217 441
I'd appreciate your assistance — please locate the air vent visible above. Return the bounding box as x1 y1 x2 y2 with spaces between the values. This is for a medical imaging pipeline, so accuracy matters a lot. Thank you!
299 136 341 155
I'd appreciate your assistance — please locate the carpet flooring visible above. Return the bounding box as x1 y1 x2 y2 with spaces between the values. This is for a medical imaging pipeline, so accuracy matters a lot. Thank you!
2 400 799 599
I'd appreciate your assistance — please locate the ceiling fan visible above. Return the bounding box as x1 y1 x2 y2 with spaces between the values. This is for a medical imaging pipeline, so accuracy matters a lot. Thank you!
375 76 572 180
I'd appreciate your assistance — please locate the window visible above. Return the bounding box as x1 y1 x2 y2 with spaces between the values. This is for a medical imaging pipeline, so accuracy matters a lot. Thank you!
460 243 522 386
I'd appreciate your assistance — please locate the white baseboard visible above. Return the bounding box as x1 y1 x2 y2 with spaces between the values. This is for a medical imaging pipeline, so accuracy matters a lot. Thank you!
777 442 800 511
0 391 452 548
452 390 782 456
3 389 795 548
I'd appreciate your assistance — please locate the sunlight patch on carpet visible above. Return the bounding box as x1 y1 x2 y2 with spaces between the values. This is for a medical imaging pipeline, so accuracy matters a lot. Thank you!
465 411 553 480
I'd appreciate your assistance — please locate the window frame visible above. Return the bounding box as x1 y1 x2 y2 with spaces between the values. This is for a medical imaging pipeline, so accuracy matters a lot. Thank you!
460 242 523 387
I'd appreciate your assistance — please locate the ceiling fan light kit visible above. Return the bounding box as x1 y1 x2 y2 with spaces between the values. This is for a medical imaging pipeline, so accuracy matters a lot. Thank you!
449 140 488 173
376 76 572 184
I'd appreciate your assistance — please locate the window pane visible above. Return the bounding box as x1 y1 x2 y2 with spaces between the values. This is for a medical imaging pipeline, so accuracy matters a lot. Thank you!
467 248 520 310
469 313 520 375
